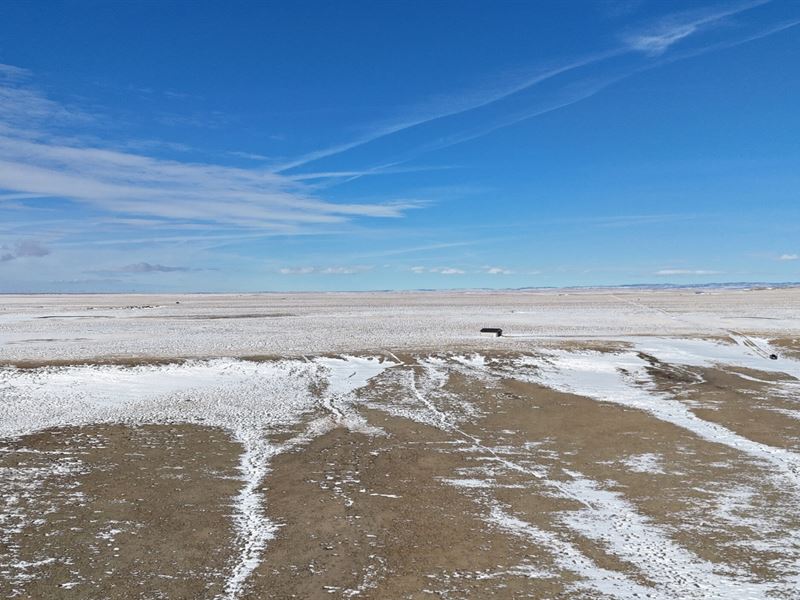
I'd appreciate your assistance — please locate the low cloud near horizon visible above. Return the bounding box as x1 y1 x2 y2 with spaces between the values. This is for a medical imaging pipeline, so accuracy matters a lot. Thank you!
0 240 51 262
655 268 722 276
278 265 373 275
87 262 195 274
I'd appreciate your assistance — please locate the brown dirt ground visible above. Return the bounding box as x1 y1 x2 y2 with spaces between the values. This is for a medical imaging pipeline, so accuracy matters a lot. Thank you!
1 349 798 599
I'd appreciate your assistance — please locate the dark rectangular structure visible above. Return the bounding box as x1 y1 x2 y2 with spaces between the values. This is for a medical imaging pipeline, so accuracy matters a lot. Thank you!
480 327 503 337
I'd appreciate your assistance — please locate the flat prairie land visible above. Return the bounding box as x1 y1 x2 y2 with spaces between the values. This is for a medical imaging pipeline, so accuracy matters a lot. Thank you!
1 290 799 599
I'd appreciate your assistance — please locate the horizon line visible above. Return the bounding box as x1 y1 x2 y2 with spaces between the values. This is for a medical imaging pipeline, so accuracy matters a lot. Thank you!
3 280 799 296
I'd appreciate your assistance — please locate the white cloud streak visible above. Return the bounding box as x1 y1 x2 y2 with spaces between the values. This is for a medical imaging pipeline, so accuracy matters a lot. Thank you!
622 0 770 55
112 263 191 273
272 1 785 172
655 269 722 276
278 265 373 275
410 266 466 275
274 50 621 172
411 265 533 276
0 63 31 80
484 266 514 275
2 1 793 267
0 138 411 226
0 69 417 233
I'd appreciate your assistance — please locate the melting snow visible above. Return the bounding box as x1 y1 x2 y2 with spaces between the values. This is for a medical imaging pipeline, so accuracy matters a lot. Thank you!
3 339 800 598
558 470 784 599
631 336 800 380
521 349 800 489
0 355 399 600
488 503 655 599
620 452 666 474
315 356 396 397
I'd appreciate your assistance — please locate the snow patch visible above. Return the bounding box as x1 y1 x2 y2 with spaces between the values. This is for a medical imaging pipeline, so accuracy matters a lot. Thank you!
521 349 800 488
559 470 785 598
621 452 665 474
488 503 654 599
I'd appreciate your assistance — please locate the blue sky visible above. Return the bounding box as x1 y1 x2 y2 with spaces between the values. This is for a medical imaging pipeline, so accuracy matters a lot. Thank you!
0 0 799 292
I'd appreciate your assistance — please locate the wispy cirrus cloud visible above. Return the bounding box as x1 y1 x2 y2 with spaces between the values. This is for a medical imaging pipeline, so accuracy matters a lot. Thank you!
0 63 30 80
274 49 620 172
2 1 796 292
2 1 793 239
289 163 457 186
274 1 791 173
778 253 798 261
0 68 417 235
228 150 272 161
0 66 92 130
0 136 413 227
622 0 769 55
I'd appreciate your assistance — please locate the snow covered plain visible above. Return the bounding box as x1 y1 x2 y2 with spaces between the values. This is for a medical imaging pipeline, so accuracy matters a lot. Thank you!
1 289 799 598
1 288 799 362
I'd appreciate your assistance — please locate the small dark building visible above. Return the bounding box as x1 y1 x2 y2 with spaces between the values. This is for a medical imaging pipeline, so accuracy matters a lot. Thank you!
480 327 503 337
